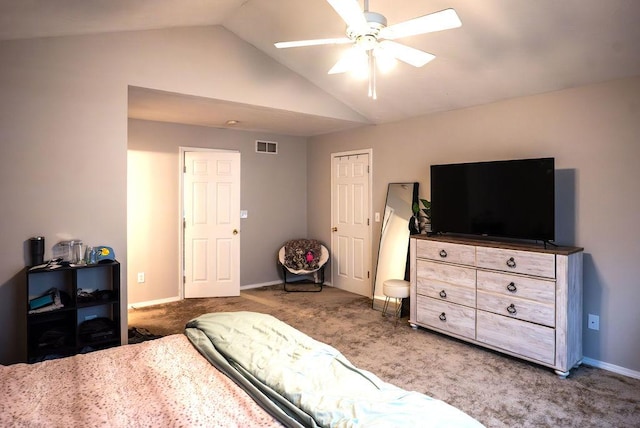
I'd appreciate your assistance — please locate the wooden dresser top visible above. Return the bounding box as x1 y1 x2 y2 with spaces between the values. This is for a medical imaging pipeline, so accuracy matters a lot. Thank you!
413 234 583 256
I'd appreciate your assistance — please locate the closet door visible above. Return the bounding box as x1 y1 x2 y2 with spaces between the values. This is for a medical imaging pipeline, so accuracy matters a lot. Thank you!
331 151 371 297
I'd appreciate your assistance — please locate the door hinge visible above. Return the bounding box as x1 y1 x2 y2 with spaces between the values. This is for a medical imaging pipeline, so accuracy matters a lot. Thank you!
183 164 186 173
183 275 186 284
183 218 186 229
367 218 370 226
367 271 370 279
367 165 370 173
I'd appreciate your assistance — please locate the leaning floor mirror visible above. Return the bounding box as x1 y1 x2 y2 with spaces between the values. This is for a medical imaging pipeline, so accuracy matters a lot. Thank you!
372 182 419 312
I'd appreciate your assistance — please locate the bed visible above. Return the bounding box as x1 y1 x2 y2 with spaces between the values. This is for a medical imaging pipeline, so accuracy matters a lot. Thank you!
1 311 484 428
0 333 281 427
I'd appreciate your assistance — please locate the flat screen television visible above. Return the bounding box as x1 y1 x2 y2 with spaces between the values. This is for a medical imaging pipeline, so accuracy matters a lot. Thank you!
430 157 555 242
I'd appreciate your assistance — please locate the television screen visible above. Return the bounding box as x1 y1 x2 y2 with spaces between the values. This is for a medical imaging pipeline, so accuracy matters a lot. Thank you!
430 158 555 242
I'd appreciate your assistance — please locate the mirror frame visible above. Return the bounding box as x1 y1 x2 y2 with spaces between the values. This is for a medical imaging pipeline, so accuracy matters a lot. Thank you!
372 182 419 311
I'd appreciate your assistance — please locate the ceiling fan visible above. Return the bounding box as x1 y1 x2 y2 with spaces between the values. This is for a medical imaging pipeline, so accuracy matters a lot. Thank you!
274 0 462 99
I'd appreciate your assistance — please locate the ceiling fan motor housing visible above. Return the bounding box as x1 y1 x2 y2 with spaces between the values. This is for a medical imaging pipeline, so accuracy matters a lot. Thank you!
347 11 387 49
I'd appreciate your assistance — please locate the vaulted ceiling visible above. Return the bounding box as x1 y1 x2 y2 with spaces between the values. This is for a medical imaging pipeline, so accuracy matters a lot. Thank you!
2 0 640 136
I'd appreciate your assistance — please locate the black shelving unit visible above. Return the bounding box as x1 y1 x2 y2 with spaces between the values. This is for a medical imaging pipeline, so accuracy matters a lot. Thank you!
26 261 121 363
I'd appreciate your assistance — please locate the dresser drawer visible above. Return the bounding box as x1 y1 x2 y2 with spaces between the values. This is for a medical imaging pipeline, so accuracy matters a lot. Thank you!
477 290 555 327
416 260 476 288
416 296 475 340
477 270 555 304
416 240 475 266
477 310 555 365
417 279 476 307
476 247 555 279
417 260 475 306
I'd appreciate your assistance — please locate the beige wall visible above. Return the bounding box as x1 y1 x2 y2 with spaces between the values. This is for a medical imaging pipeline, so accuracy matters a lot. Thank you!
0 25 359 364
127 119 307 304
308 76 640 373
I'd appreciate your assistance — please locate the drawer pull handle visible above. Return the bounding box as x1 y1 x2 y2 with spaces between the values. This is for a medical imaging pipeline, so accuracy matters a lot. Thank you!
506 257 517 268
507 304 517 315
439 312 447 321
439 290 447 298
439 249 448 258
506 282 517 293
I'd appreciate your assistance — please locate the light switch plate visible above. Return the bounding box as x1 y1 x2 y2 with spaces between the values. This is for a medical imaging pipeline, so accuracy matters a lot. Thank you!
240 210 248 219
588 314 599 330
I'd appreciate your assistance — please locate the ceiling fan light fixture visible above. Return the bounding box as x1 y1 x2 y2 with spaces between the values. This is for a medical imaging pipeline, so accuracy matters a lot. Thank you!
329 46 367 76
374 47 397 73
351 58 369 80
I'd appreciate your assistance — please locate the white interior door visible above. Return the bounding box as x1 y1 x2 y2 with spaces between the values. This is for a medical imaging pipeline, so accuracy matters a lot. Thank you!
331 151 371 297
183 150 240 298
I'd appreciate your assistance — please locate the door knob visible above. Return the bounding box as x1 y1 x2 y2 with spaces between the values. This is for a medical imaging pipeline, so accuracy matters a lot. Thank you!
331 227 338 232
233 229 238 235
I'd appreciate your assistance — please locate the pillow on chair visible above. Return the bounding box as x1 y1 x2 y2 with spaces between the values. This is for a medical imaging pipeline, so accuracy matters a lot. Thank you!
283 239 322 271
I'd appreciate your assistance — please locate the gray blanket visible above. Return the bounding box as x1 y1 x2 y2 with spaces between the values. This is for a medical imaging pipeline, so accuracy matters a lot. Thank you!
185 311 484 428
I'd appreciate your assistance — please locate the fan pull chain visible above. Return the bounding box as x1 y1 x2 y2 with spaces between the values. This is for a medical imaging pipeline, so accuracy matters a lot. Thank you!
368 50 377 100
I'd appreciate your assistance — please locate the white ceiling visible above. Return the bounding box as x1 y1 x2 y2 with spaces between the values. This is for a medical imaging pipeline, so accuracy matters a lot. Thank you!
3 0 640 136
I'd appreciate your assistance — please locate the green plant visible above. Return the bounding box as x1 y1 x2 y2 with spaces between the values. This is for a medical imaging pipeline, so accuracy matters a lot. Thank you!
419 198 431 221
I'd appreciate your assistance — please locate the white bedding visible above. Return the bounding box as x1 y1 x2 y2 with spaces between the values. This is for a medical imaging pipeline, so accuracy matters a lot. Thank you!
0 334 283 428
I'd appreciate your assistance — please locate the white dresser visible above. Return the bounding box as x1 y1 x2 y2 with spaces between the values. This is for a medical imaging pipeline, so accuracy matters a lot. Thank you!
409 235 583 378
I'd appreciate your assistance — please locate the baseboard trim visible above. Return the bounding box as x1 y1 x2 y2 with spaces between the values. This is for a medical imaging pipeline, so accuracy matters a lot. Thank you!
582 357 640 380
241 280 282 290
130 281 335 307
128 296 181 309
241 281 333 290
128 282 283 308
127 281 290 308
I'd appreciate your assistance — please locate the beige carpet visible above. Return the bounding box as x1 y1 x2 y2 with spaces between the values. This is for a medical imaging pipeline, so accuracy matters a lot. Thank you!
128 285 640 428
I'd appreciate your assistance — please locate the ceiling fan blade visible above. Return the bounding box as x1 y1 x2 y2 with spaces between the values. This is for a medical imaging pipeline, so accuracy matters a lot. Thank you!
275 37 351 49
326 0 367 33
379 8 462 40
328 47 367 74
377 41 435 68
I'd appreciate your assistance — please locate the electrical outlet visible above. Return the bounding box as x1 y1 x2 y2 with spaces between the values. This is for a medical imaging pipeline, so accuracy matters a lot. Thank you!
588 314 599 331
137 272 145 283
375 212 381 222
